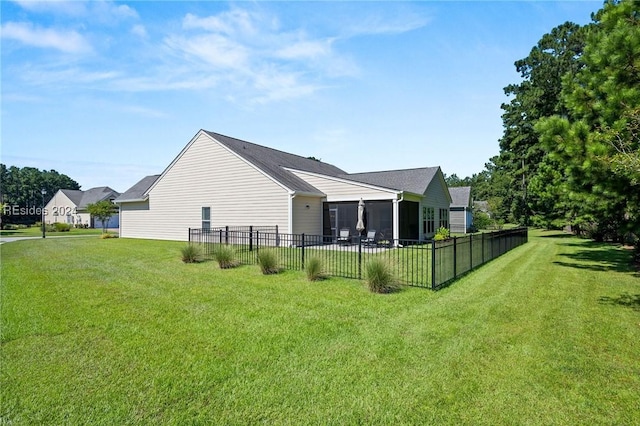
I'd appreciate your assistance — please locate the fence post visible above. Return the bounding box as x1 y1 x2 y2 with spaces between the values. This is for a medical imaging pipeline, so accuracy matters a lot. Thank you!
275 224 280 247
301 233 306 270
225 226 229 245
482 232 485 264
358 235 362 280
188 227 191 243
249 225 253 252
431 239 436 290
469 233 473 271
453 236 457 279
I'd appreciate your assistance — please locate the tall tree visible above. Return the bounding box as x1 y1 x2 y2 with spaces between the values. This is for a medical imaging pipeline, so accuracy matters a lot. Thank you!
537 0 640 241
498 21 587 226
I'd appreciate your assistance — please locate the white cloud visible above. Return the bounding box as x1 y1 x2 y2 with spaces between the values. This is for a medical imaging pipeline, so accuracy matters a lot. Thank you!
276 39 334 60
131 24 147 38
1 21 92 53
182 9 258 37
164 33 249 70
11 0 138 21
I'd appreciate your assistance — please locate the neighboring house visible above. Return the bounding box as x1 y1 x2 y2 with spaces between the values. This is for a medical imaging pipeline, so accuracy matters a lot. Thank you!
115 130 452 242
448 186 473 233
44 187 121 228
474 200 490 217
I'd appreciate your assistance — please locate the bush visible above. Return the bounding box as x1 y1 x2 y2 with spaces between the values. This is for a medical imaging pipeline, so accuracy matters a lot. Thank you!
54 223 71 232
213 245 240 269
100 233 118 239
434 226 450 241
365 258 398 293
305 256 325 281
257 250 279 274
181 244 202 263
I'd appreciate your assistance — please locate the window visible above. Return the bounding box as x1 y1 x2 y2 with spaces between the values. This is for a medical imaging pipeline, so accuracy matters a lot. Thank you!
423 207 435 234
439 208 449 229
202 207 211 229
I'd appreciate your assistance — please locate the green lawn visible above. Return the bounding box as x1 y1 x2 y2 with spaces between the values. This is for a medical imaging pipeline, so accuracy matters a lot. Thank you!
1 230 639 424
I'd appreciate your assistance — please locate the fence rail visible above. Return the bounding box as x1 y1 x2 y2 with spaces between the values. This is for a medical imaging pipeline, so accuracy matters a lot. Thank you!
189 226 528 290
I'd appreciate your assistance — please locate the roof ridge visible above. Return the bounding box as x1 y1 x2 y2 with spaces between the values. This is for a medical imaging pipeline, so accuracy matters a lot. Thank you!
204 130 332 168
347 166 439 176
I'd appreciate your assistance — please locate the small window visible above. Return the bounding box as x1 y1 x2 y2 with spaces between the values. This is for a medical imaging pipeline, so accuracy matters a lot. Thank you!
202 207 211 229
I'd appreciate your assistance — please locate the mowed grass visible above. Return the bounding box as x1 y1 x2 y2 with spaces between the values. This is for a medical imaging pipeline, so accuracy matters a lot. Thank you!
1 230 639 424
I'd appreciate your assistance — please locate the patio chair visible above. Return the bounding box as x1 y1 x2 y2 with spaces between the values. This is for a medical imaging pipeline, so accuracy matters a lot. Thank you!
362 229 377 246
337 228 351 245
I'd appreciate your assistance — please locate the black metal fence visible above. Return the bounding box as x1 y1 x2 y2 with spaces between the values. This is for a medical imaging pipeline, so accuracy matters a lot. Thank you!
188 226 528 290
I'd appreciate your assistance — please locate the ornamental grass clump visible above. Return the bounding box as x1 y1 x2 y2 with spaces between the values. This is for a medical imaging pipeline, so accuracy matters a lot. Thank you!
257 250 279 275
365 258 398 294
213 245 240 269
180 244 202 263
305 256 325 281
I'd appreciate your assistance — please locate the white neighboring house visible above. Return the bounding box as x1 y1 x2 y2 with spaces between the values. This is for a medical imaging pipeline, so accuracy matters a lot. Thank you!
44 187 121 228
115 130 452 242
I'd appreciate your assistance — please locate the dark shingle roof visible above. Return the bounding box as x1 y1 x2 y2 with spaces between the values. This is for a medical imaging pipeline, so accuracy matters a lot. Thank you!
341 167 441 195
115 175 160 202
449 186 471 208
61 187 120 208
205 131 347 195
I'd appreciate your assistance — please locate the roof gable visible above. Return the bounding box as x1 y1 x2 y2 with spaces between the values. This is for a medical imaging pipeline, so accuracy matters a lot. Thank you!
449 186 472 208
342 167 440 195
60 187 120 208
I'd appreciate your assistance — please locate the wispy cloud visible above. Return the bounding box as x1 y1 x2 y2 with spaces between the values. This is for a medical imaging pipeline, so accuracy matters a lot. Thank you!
1 21 92 53
11 0 138 21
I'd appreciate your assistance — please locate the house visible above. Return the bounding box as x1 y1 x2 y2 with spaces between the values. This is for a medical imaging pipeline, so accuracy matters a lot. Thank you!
115 130 452 242
448 186 473 233
44 187 121 228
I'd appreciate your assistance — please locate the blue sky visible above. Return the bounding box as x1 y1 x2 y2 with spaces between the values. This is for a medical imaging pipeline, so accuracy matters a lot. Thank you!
2 1 601 192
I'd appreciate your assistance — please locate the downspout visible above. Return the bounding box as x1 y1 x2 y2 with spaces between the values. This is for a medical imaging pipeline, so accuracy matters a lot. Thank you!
289 191 295 235
393 192 404 246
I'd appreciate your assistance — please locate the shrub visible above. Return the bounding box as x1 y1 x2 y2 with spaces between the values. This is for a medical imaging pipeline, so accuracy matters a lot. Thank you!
365 258 398 293
100 233 118 239
213 245 240 269
54 223 71 232
434 226 450 241
181 244 202 263
257 250 279 275
305 256 325 281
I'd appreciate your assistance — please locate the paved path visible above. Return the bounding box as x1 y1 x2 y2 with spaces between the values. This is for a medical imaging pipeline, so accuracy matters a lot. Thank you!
0 235 97 244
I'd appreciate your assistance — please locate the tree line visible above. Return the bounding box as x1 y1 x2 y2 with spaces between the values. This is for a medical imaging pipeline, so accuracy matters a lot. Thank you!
450 0 639 244
0 164 81 225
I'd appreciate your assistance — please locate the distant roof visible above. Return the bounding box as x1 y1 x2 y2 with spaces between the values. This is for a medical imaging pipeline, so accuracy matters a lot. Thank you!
343 167 441 195
61 187 120 208
449 186 472 208
205 131 347 195
114 175 160 202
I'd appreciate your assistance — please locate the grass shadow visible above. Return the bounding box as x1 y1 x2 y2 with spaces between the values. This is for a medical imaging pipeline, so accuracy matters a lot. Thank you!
553 242 638 275
599 293 640 311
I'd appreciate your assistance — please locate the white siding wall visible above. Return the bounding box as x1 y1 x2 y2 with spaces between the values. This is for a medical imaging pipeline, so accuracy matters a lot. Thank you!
43 191 89 226
420 173 451 240
119 201 151 238
292 196 323 235
119 132 291 241
290 170 395 201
